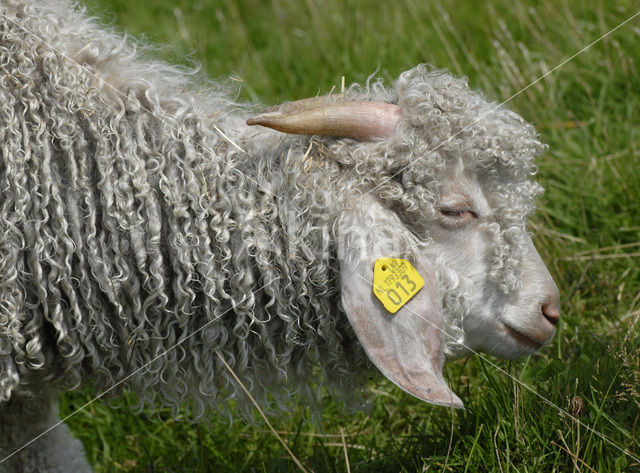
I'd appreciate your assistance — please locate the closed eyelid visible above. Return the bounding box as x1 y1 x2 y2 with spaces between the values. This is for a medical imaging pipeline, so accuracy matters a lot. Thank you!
438 192 480 223
439 193 475 211
440 202 473 211
439 207 478 218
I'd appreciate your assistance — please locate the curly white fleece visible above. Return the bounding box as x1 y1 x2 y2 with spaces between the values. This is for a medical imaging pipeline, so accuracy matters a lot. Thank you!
0 0 546 417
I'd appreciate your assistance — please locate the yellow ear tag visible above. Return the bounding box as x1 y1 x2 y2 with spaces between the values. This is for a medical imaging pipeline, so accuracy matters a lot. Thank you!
372 258 425 314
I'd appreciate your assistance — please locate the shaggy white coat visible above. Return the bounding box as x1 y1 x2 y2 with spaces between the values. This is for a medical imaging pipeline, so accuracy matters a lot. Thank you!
0 1 553 471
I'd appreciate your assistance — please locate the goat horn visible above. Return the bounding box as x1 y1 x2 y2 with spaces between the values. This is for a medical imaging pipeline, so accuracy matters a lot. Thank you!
246 97 402 141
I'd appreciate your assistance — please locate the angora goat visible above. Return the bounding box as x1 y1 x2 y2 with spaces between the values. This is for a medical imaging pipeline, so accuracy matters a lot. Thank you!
0 0 560 471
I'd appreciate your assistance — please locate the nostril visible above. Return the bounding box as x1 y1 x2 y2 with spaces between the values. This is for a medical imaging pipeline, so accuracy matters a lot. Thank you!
541 302 560 326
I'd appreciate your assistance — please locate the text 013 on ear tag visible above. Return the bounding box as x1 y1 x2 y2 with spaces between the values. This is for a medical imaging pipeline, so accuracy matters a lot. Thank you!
372 258 425 314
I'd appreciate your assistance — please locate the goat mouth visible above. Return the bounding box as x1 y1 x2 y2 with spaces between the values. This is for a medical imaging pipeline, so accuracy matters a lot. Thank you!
502 323 546 349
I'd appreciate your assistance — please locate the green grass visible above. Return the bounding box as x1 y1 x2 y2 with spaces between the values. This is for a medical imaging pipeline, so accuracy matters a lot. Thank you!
57 0 640 471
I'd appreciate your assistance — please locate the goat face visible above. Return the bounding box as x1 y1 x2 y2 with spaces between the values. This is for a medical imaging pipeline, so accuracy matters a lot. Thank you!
427 158 560 361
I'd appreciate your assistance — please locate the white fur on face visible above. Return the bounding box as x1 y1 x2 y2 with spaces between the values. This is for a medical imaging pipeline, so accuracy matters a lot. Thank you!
423 159 559 360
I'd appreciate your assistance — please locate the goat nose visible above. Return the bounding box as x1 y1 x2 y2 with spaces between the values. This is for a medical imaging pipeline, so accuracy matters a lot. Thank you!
541 300 560 326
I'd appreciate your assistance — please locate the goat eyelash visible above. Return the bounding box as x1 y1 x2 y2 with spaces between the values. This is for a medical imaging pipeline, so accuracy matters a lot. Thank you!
437 207 479 230
439 207 478 219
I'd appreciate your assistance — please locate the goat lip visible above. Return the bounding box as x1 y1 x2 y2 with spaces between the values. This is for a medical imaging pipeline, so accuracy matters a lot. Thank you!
502 323 547 349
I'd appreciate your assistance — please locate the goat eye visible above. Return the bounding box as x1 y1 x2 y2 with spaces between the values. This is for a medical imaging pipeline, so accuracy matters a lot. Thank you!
438 207 478 227
440 208 469 218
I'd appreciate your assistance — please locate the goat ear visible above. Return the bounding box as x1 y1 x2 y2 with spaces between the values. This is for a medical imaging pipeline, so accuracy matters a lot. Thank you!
338 199 463 408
